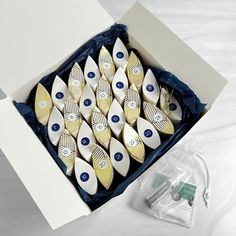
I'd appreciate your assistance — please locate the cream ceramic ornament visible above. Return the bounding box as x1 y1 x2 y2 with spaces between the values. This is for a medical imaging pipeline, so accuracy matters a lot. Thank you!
143 102 175 135
98 46 115 83
109 138 130 177
160 87 182 124
124 84 141 126
111 67 128 105
126 51 144 92
137 117 161 149
64 94 82 138
91 107 112 150
77 120 96 162
123 123 145 164
58 129 78 176
142 69 160 105
112 37 129 69
74 157 98 195
48 106 65 146
107 99 125 139
84 56 101 91
51 75 68 112
68 62 85 103
91 144 114 190
35 83 53 125
79 84 96 122
96 75 113 116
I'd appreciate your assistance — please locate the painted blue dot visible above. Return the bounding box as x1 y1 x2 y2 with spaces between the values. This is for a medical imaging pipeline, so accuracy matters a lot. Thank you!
146 84 154 92
169 103 177 111
56 92 64 99
87 72 95 79
111 115 120 123
81 137 90 146
116 51 124 59
51 123 60 132
114 152 123 162
80 172 89 182
144 129 153 138
84 99 92 107
116 81 124 89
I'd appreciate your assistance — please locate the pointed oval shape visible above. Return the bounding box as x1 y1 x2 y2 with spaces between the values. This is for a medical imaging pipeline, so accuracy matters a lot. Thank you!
126 51 144 91
124 84 141 126
35 83 52 125
74 158 98 195
110 138 130 177
84 56 100 91
51 75 68 112
107 99 125 138
137 117 161 149
160 87 182 124
123 123 145 164
112 37 129 69
77 120 96 162
142 69 160 105
112 67 128 105
79 84 96 122
91 144 114 190
58 129 78 176
91 107 111 149
48 106 65 146
68 62 85 103
96 75 113 116
64 94 82 138
143 102 175 135
98 46 115 83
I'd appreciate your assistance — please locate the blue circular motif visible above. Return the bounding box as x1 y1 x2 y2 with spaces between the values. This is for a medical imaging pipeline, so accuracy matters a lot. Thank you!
146 84 154 92
111 115 120 123
81 137 90 146
55 92 64 99
144 129 153 138
80 172 89 182
51 123 60 132
87 72 95 79
169 103 177 111
116 81 124 89
116 51 124 59
114 152 123 161
84 99 92 107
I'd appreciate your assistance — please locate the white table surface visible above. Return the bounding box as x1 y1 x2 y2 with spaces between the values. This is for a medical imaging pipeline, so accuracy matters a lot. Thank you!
1 0 236 235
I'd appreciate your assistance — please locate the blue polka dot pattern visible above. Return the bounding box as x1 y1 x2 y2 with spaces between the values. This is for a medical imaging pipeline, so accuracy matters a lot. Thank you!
146 84 154 92
51 123 60 132
55 92 64 99
114 152 123 161
80 172 89 182
116 81 124 89
144 129 153 138
84 99 92 107
116 51 124 59
81 137 90 146
111 115 120 123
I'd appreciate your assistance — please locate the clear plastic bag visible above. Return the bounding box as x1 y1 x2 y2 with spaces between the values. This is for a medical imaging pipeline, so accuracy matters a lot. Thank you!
133 137 210 228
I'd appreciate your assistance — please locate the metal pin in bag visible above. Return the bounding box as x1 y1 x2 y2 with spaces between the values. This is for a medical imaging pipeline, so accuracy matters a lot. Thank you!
68 62 85 103
35 83 52 125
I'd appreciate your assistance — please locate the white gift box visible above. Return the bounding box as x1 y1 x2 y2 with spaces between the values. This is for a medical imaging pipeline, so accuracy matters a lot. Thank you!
0 0 227 230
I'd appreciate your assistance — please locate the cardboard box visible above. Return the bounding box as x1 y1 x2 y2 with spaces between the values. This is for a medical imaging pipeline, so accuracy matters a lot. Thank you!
0 0 227 230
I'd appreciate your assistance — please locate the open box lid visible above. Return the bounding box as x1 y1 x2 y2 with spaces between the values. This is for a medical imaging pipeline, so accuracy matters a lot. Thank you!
0 0 114 96
0 1 228 231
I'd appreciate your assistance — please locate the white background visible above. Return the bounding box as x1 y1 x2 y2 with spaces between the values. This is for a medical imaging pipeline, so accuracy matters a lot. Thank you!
0 0 236 235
